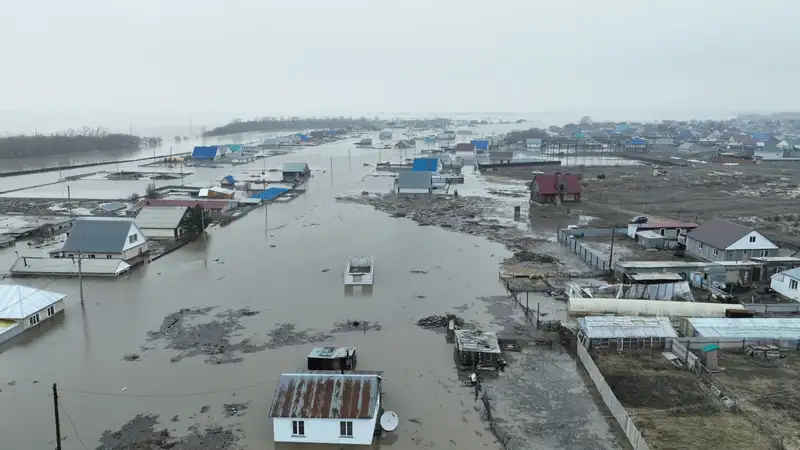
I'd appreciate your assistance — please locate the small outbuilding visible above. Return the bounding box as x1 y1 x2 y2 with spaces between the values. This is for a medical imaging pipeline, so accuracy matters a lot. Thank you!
307 346 357 371
134 205 191 239
577 316 677 350
220 175 236 189
453 329 501 370
282 162 311 183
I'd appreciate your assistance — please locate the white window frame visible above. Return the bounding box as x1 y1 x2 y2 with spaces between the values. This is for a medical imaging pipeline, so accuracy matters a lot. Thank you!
340 420 354 437
46 306 55 317
712 248 718 256
129 234 138 244
292 420 305 436
791 279 798 290
698 242 703 249
749 236 756 243
29 313 40 326
761 250 768 257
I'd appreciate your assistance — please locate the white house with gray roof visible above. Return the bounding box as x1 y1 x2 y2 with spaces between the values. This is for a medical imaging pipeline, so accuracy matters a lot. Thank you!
685 218 778 262
0 284 66 344
134 205 190 239
53 217 148 260
770 268 800 302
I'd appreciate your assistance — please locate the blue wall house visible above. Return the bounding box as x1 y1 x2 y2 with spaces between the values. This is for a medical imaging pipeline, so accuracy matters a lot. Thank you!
471 139 489 150
411 157 441 172
192 146 221 160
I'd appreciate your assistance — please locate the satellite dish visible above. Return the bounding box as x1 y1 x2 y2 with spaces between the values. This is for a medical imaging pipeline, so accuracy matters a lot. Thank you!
380 411 399 432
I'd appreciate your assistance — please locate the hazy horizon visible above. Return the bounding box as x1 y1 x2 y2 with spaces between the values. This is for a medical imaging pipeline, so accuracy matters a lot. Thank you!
2 0 798 134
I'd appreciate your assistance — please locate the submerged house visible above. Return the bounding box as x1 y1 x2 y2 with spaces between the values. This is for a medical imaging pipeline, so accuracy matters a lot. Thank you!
191 146 221 161
134 205 191 239
770 268 800 302
685 218 778 262
0 284 66 345
53 218 148 261
396 171 433 194
220 175 236 189
269 371 383 446
530 172 582 204
282 162 311 183
453 329 501 370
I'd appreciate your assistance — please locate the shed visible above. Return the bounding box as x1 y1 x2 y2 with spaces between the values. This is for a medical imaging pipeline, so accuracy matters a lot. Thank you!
220 175 236 188
282 162 311 183
134 205 190 239
700 343 719 370
577 316 676 349
307 346 357 371
453 329 501 369
636 230 666 249
268 371 382 446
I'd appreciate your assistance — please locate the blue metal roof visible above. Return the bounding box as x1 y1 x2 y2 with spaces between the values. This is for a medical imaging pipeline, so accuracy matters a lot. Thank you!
412 157 439 172
222 175 235 184
249 187 290 200
471 139 489 150
192 146 219 159
297 134 311 141
628 138 648 145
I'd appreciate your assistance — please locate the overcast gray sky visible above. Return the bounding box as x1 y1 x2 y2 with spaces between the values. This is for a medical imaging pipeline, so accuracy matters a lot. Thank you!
2 0 798 125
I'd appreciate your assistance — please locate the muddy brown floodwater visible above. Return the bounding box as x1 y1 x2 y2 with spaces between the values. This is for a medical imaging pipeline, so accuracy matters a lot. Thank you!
0 139 618 450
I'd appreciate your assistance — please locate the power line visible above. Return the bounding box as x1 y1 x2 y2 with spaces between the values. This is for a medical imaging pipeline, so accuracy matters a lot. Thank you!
58 398 90 450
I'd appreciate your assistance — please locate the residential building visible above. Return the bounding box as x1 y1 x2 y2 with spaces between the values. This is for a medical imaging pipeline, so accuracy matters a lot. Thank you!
220 175 236 189
623 137 648 151
411 157 441 172
54 218 148 260
454 143 475 152
269 371 382 446
191 146 221 160
770 268 800 302
727 135 759 147
530 172 581 204
685 218 778 262
378 130 392 140
207 187 235 199
653 137 674 147
282 162 311 183
471 139 489 151
525 138 542 150
0 284 66 345
678 142 697 152
134 205 191 239
627 220 698 240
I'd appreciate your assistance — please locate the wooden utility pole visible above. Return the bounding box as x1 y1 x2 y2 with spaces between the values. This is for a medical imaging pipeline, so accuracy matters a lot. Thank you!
52 383 62 450
200 206 207 268
77 250 84 305
66 185 73 217
608 228 616 275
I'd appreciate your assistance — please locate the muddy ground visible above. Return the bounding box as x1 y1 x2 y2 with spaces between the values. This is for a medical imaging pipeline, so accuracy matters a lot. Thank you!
491 163 800 247
593 350 773 450
714 351 800 446
337 193 596 279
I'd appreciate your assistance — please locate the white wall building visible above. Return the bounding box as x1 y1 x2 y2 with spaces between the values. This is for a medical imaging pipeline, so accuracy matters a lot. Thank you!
134 206 190 239
771 268 800 302
269 371 382 446
55 217 148 260
0 285 66 345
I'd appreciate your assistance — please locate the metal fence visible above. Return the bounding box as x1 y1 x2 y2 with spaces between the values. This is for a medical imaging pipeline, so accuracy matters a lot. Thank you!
576 342 650 450
741 302 800 314
557 229 613 272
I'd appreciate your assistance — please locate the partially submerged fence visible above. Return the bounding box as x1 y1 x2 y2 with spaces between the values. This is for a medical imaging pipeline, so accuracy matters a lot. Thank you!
556 228 626 272
576 342 650 450
741 302 800 314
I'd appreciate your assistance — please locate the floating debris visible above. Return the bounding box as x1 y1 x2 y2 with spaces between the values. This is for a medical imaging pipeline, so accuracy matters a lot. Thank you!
416 315 464 329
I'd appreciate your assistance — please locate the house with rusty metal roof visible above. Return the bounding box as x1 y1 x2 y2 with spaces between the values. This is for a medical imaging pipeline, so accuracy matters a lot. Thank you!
685 218 778 262
268 371 383 445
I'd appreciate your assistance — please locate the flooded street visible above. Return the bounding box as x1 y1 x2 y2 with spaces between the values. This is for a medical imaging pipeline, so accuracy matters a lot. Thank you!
0 135 619 450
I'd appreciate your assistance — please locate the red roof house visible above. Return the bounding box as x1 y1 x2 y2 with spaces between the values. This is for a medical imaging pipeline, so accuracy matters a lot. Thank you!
531 172 582 204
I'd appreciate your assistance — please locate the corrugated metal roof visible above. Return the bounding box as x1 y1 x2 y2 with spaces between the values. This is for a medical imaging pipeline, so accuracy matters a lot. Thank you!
249 187 289 200
62 218 137 253
268 372 380 419
578 316 677 339
412 157 439 172
0 284 66 320
191 146 219 159
135 206 188 230
628 273 684 282
569 297 731 318
686 318 800 339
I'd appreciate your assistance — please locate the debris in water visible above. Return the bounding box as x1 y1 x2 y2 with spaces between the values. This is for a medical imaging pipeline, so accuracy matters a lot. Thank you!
200 405 210 414
223 402 250 417
266 323 333 349
331 320 382 333
416 315 464 329
122 353 140 362
512 250 560 264
97 414 240 450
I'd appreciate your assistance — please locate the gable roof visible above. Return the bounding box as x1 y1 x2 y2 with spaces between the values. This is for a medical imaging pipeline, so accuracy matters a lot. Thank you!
134 206 189 230
268 372 381 419
411 157 439 172
778 267 800 280
62 218 138 253
454 143 475 152
533 173 581 195
687 218 766 249
0 284 66 319
191 146 219 159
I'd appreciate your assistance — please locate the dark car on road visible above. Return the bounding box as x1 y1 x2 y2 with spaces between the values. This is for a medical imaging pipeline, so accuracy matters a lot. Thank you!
629 215 648 224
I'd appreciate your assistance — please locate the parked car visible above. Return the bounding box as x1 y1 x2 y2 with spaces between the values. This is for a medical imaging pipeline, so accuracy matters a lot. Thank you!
629 215 648 224
567 225 579 230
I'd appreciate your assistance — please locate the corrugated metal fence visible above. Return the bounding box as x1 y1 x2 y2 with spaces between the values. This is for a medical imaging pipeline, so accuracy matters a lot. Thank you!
576 342 651 450
557 229 616 272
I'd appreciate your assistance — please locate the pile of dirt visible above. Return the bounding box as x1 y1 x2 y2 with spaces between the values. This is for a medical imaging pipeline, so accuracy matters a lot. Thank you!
511 250 559 264
98 414 239 450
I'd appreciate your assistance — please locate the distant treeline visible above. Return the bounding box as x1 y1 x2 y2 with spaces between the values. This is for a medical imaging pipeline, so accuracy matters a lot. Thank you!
504 128 550 143
204 117 382 137
0 127 162 159
385 118 453 129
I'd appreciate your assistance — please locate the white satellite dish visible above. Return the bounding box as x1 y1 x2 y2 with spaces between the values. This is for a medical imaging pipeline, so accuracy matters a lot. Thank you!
380 411 399 432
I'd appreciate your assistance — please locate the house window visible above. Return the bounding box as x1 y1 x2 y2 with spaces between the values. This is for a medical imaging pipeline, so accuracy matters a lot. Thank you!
712 248 718 256
106 255 112 259
340 421 354 437
698 242 703 249
89 254 96 259
292 420 305 436
29 314 40 326
749 236 756 243
791 279 799 290
46 306 55 317
660 228 665 236
676 228 682 235
129 234 138 244
761 250 768 257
